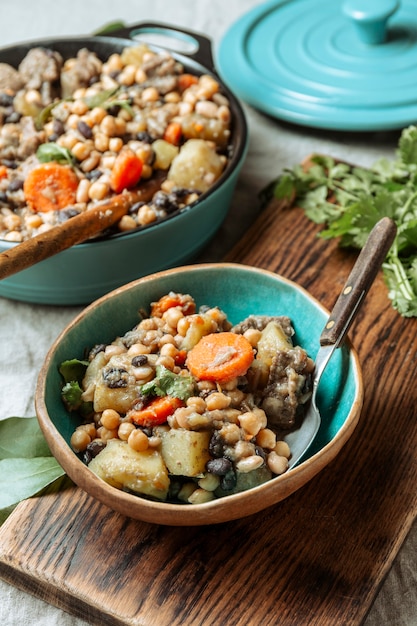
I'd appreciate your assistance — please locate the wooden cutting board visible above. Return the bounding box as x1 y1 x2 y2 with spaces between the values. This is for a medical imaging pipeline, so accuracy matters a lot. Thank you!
1 189 416 626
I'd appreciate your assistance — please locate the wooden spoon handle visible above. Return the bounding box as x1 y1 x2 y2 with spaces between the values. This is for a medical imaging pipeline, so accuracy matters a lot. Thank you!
0 173 165 280
320 216 397 347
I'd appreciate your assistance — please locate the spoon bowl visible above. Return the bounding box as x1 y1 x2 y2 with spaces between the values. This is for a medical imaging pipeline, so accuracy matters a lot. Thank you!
286 217 397 469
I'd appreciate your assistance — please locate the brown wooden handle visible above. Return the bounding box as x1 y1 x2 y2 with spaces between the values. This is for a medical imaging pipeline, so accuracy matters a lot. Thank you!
320 217 397 346
0 173 165 280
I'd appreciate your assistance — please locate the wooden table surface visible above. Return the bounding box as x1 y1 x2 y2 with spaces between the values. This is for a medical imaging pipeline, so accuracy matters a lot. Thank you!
0 197 416 626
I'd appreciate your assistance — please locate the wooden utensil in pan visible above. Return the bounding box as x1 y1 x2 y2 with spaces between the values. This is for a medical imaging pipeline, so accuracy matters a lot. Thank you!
0 172 165 280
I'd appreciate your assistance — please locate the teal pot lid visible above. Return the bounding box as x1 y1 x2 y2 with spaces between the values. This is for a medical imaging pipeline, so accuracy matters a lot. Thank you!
217 0 417 130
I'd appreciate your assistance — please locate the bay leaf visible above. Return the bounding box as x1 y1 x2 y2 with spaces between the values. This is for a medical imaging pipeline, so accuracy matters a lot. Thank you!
0 416 50 459
0 416 65 522
0 457 65 509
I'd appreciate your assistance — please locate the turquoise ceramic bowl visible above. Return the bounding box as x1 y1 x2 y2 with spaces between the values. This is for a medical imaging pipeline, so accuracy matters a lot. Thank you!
36 263 363 525
0 28 248 306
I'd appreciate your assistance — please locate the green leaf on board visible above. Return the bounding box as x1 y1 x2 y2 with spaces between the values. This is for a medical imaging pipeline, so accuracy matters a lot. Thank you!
0 416 65 524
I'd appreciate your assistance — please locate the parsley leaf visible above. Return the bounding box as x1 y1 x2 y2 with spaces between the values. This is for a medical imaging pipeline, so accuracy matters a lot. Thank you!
141 365 195 400
36 142 75 166
264 125 417 317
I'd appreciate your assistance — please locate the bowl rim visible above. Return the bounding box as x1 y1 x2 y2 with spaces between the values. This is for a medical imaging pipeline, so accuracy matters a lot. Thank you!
0 34 248 252
35 262 364 525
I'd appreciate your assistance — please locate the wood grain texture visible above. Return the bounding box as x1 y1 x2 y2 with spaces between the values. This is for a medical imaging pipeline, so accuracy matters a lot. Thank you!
0 197 416 626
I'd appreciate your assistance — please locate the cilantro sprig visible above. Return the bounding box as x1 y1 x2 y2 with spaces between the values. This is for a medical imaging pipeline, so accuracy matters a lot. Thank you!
264 125 417 317
141 365 195 400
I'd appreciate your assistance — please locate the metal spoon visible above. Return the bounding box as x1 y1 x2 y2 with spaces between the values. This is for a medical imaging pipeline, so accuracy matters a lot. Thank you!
284 216 397 469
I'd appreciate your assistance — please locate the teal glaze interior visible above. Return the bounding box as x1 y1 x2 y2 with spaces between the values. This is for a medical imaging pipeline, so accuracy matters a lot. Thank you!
41 265 361 463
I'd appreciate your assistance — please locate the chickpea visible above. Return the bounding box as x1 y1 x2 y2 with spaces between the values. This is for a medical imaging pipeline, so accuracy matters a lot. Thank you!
256 428 277 450
80 151 101 173
188 488 215 504
136 204 157 226
205 392 231 411
96 426 118 441
25 214 43 229
118 215 137 231
186 396 206 413
94 132 110 152
100 409 121 430
118 422 136 441
267 452 289 475
163 307 184 330
236 455 264 474
104 344 126 357
198 473 220 491
274 440 291 459
128 428 149 452
142 87 159 103
238 410 267 437
72 141 92 161
155 355 175 370
88 181 109 201
243 328 262 347
76 178 91 203
100 115 119 137
3 213 21 231
4 231 22 242
78 423 97 439
109 137 124 153
70 429 91 452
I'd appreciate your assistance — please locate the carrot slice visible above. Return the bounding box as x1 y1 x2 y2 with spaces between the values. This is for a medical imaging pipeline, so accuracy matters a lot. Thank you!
130 396 184 428
178 73 199 92
23 163 79 212
174 349 187 367
151 293 196 317
0 165 8 179
110 148 143 193
186 332 255 383
163 121 182 146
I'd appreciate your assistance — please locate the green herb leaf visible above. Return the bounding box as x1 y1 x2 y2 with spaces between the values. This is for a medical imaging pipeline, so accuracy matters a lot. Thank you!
263 124 417 317
59 358 89 384
0 416 51 459
0 457 65 509
36 142 75 166
0 417 65 524
93 20 127 36
61 380 84 411
141 365 195 400
83 87 119 109
35 101 59 130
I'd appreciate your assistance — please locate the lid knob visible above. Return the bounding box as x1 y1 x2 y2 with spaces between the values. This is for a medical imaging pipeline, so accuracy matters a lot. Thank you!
343 0 400 44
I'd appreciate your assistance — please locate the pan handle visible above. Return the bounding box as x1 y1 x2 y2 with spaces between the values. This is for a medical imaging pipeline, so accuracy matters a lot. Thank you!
94 21 216 73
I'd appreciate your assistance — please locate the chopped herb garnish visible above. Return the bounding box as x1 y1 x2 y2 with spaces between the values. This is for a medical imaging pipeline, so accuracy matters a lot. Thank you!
36 142 75 166
141 365 195 400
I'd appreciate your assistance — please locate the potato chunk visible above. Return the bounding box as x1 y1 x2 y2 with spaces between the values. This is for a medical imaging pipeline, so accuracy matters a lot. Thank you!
180 313 215 351
92 353 143 413
257 321 293 366
155 426 211 477
167 139 225 192
88 439 169 500
249 322 294 390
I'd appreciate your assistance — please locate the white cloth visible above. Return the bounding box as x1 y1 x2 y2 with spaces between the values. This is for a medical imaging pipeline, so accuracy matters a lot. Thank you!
0 1 415 624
